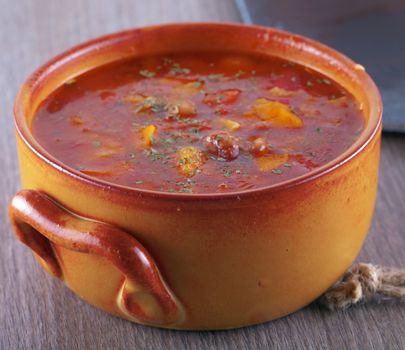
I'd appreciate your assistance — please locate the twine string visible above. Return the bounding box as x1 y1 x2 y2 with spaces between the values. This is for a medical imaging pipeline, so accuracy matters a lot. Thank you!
320 263 405 310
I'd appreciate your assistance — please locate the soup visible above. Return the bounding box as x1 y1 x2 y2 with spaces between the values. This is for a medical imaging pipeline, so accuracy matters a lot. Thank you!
32 52 364 193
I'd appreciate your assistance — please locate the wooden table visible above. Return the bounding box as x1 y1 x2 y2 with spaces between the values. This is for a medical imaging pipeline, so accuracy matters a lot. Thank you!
1 1 404 349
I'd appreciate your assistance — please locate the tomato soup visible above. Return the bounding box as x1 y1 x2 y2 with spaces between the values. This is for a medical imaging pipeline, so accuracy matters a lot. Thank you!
32 52 364 193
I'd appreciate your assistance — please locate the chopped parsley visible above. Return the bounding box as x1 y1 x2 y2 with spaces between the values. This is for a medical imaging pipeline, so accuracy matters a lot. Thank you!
209 155 226 162
169 63 191 75
139 69 156 78
204 74 224 82
178 187 193 193
143 148 166 162
271 169 283 175
222 168 232 177
191 81 202 89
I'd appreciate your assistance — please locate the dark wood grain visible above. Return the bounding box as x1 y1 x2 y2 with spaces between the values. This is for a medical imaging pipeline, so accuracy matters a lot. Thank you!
0 1 404 349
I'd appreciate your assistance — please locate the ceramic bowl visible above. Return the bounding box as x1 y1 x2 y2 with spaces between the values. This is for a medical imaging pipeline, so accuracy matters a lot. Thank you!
9 23 382 330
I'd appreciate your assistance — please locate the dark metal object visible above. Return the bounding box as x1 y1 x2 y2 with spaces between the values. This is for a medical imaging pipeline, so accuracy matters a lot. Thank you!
236 0 405 132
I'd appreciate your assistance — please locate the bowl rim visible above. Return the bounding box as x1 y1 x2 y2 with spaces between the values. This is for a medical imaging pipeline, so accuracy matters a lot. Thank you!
14 22 382 200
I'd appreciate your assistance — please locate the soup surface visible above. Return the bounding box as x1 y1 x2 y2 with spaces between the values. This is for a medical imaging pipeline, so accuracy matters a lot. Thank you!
32 52 364 193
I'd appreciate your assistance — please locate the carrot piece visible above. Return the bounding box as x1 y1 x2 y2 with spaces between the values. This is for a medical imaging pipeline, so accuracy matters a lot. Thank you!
142 125 157 146
123 94 145 105
245 98 303 128
95 142 123 158
268 87 296 97
222 119 241 131
255 154 289 172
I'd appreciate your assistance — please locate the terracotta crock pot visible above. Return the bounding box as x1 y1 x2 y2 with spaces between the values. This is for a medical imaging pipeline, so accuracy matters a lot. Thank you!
9 23 382 330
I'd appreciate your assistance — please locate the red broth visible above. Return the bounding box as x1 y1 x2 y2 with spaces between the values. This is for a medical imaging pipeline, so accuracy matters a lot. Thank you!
32 52 364 193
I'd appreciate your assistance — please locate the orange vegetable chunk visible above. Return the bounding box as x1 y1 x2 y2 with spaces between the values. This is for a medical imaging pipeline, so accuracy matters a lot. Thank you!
255 154 289 172
245 98 303 128
141 125 157 146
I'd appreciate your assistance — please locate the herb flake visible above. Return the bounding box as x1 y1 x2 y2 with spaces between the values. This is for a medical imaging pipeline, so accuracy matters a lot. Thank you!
139 69 156 78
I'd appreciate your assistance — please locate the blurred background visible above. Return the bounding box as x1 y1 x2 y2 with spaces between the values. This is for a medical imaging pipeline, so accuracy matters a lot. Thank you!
236 0 405 132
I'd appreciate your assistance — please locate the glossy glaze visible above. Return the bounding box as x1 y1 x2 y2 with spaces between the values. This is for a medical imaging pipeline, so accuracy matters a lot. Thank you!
10 23 382 329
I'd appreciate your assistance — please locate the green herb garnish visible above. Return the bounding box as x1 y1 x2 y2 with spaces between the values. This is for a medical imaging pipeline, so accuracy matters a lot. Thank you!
178 188 193 193
169 63 191 75
139 69 156 78
205 74 224 82
222 169 232 177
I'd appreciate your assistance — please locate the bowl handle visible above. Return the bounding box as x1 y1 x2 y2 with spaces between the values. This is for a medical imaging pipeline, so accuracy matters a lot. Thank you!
9 189 183 326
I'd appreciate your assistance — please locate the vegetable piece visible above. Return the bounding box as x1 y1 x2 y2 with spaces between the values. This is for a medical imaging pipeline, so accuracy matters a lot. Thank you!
124 94 146 105
175 81 203 96
141 125 157 147
250 137 269 156
221 119 241 131
203 131 239 161
255 154 289 172
203 89 241 106
176 146 206 177
329 96 348 107
125 95 166 114
268 87 296 97
94 141 123 158
167 99 197 117
70 115 83 125
244 98 303 128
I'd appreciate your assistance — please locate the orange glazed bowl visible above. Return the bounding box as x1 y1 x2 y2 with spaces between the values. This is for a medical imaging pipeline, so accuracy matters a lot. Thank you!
10 23 382 330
